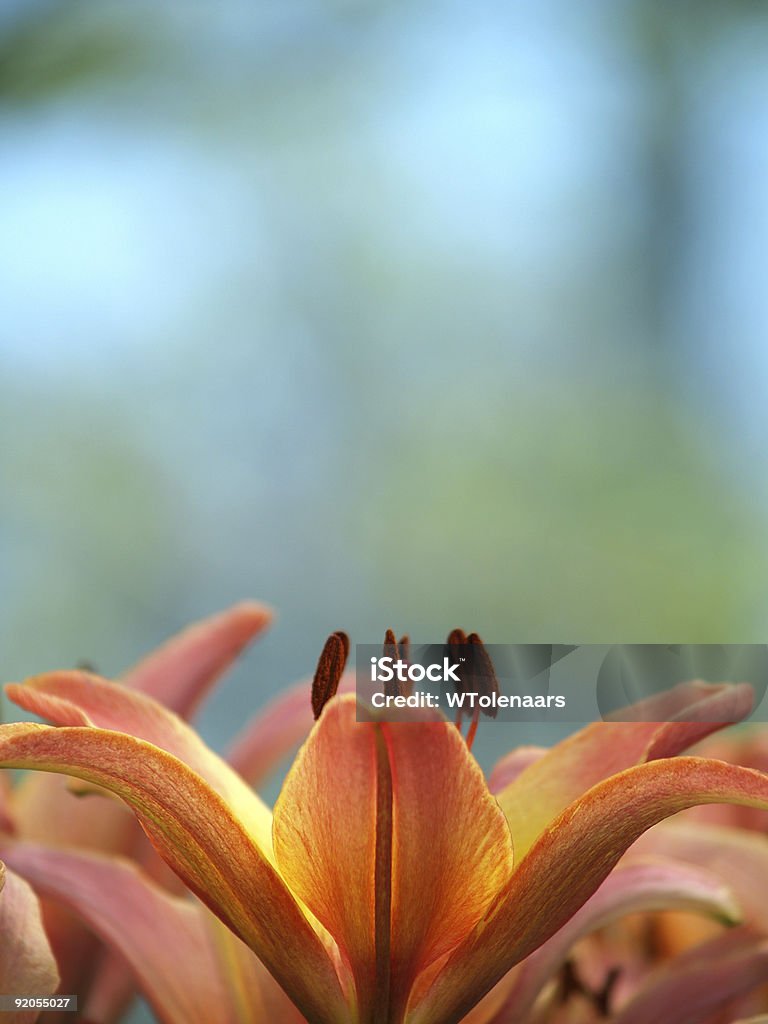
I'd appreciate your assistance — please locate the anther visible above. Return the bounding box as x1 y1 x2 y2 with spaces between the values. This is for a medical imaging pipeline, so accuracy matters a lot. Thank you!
398 634 410 665
447 628 469 730
594 966 621 1017
466 633 500 719
383 629 405 697
447 629 499 748
311 631 349 719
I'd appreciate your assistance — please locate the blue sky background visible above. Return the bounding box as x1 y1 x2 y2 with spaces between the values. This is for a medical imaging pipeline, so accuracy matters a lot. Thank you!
2 0 768 788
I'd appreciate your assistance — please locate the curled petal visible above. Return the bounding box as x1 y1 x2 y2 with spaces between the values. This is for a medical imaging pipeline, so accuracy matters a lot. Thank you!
496 681 754 860
0 724 346 1024
487 858 742 1022
688 728 768 833
273 695 514 1022
6 673 272 852
0 862 59 1024
412 756 768 1024
123 601 273 718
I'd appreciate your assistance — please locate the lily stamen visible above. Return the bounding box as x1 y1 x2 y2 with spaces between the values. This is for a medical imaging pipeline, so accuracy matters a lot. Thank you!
447 628 468 731
558 958 622 1018
384 629 407 698
447 629 499 749
311 631 349 719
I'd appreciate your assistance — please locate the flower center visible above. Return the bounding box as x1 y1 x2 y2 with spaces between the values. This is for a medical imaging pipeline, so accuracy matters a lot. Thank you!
311 628 499 751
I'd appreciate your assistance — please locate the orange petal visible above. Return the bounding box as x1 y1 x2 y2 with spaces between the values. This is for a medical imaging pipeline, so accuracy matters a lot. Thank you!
0 862 59 1024
273 695 513 1023
411 756 768 1024
123 601 273 718
0 723 346 1024
6 672 273 852
495 681 754 860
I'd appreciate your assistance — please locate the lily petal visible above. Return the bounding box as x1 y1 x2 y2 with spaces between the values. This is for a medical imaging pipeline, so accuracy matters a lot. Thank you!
495 681 754 860
487 746 547 794
82 895 311 1024
204 907 310 1024
2 843 239 1024
226 681 312 786
0 723 347 1024
123 601 273 718
81 947 141 1024
273 695 514 1024
486 858 742 1023
412 756 768 1024
4 842 307 1024
6 673 272 852
611 930 768 1024
0 862 59 1024
630 820 768 930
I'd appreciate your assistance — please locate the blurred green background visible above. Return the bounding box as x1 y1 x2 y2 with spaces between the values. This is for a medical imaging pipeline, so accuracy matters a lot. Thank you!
3 2 768 753
2 2 768 1018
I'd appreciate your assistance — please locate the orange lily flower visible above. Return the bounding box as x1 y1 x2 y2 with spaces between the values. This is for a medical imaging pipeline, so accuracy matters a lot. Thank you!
3 633 768 1024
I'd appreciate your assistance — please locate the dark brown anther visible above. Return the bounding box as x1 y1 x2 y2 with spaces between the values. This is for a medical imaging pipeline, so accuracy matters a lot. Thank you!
311 631 349 719
447 628 469 726
594 966 621 1017
466 632 500 719
384 628 398 660
557 959 587 1004
557 959 620 1018
383 628 405 697
398 634 410 664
